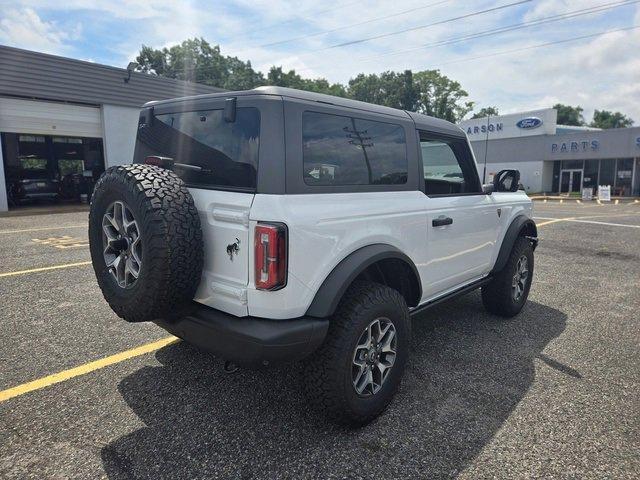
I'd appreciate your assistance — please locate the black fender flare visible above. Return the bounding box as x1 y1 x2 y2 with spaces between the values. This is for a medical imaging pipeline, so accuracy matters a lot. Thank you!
305 244 422 318
491 215 538 274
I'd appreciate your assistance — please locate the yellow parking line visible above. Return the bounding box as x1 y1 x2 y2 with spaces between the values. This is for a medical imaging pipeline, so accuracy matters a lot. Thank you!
0 336 178 403
0 261 92 278
0 224 86 235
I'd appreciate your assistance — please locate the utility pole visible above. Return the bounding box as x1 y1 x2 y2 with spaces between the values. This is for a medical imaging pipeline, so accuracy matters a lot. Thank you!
344 119 374 183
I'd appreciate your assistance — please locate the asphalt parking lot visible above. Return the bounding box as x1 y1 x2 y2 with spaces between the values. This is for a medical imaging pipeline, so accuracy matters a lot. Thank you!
1 202 639 479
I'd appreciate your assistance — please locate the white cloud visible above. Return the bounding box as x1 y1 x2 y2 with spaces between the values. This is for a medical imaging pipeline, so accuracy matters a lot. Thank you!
2 0 639 122
0 8 80 54
444 22 640 121
522 0 607 22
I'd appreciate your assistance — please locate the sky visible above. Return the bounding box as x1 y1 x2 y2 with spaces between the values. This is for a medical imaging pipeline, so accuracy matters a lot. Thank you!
0 0 638 121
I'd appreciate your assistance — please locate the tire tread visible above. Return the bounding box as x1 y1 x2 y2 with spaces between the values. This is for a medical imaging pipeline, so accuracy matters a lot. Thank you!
481 236 533 317
303 281 410 425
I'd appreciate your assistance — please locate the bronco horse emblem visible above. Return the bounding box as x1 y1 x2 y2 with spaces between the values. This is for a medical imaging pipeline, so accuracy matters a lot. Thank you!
226 238 240 260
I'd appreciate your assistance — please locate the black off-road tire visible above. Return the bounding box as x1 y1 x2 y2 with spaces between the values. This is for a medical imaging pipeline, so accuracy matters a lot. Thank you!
302 281 411 425
481 236 534 317
88 164 203 323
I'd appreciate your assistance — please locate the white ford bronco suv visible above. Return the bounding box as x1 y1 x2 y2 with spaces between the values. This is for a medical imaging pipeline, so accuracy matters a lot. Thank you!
89 86 537 425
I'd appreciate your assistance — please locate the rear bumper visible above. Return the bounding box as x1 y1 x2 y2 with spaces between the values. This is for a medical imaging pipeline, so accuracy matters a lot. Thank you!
154 303 329 367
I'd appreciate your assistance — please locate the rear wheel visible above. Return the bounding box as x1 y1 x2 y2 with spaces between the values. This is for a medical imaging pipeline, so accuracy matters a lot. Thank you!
302 281 411 425
482 236 534 317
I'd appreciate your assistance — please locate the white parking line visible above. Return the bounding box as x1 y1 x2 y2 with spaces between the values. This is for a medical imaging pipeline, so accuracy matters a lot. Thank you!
568 219 640 229
534 216 640 229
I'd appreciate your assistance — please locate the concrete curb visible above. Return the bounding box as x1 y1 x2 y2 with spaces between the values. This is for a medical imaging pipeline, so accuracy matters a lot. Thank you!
530 196 640 205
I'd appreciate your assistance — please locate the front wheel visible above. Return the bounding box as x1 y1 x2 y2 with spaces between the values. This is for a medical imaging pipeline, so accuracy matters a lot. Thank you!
482 236 534 317
302 281 411 425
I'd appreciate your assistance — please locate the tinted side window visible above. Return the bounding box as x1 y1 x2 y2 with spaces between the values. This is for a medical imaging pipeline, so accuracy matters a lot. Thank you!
134 107 260 191
302 111 407 186
420 135 480 195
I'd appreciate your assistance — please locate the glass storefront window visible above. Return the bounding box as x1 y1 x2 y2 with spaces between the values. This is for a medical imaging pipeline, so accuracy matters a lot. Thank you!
599 159 615 186
552 161 560 192
583 159 599 193
561 160 583 170
614 158 633 196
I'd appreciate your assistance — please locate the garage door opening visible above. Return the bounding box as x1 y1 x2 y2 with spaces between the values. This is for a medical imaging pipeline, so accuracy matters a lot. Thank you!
2 133 105 211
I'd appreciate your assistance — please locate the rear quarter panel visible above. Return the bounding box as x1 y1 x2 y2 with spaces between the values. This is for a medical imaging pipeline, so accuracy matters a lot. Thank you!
248 192 427 319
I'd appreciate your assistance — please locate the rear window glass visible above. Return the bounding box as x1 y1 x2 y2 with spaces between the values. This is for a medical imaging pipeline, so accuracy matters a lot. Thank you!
302 111 407 186
134 107 260 191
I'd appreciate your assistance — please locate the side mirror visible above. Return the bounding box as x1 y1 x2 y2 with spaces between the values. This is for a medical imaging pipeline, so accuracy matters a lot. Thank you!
493 169 521 192
482 183 494 194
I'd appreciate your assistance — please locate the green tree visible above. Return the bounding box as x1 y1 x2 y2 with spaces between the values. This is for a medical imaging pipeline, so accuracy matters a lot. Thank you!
413 70 473 122
347 69 471 121
553 104 585 126
471 106 499 119
135 38 264 90
348 70 418 110
590 110 634 129
133 39 474 122
266 66 347 97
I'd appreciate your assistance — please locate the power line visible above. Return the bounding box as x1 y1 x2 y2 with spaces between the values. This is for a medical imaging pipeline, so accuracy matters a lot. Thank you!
256 0 453 48
363 0 640 61
263 0 532 60
233 0 364 38
432 25 640 68
321 0 533 50
145 2 639 86
292 0 638 72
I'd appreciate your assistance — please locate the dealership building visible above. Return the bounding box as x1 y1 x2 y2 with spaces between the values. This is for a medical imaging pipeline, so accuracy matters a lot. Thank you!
460 109 640 196
0 46 222 212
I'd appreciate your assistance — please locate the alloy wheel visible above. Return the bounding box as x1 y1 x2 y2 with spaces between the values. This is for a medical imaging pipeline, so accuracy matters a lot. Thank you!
102 201 142 288
512 255 529 301
352 317 397 396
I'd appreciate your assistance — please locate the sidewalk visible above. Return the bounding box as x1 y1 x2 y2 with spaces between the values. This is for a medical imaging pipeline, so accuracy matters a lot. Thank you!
529 194 640 204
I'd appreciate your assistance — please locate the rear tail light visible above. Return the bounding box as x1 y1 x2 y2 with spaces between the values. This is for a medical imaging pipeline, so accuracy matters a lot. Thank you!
254 223 287 290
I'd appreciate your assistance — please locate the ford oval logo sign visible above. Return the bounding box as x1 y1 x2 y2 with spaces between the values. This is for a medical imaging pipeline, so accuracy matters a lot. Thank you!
516 117 543 129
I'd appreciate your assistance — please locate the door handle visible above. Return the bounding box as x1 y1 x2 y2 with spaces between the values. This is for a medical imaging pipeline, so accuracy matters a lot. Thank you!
432 216 453 227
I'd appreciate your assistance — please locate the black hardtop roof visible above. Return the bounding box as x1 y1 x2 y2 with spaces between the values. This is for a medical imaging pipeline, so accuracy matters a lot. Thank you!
144 86 465 137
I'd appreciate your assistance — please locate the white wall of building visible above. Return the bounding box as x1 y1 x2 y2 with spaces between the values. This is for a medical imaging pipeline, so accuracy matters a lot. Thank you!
101 104 141 168
482 160 546 193
541 161 555 192
460 108 557 141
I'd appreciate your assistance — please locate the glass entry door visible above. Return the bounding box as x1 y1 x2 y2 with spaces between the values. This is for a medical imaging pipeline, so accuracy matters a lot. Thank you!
560 170 582 194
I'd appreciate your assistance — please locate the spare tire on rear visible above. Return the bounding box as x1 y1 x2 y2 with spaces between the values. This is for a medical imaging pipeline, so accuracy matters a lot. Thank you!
89 164 203 323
